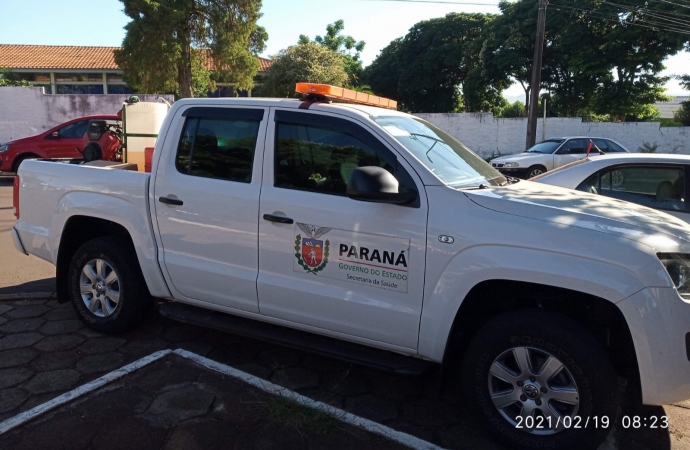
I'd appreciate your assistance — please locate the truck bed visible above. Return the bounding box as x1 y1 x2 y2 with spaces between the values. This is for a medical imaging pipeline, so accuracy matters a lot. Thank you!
14 159 154 273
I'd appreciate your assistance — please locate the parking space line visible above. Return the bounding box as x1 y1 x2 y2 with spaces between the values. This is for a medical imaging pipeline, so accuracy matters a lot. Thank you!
0 349 172 435
174 349 445 450
1 348 444 449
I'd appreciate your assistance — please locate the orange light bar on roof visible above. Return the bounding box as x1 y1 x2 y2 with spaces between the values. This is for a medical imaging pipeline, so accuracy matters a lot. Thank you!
295 83 397 110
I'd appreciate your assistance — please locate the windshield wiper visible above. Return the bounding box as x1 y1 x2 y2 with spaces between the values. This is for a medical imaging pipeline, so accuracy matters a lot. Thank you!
460 183 490 190
408 132 442 162
409 132 444 144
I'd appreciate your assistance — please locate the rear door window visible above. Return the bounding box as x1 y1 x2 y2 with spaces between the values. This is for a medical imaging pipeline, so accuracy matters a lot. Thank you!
605 140 626 152
175 109 263 183
577 165 686 212
591 139 609 152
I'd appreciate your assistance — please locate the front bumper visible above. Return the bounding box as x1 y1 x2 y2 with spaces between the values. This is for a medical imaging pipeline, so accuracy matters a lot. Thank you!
618 287 690 405
493 166 530 178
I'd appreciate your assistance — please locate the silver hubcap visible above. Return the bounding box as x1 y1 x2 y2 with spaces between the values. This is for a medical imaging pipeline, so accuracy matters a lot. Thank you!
80 259 121 318
529 169 543 178
611 170 624 187
488 346 580 435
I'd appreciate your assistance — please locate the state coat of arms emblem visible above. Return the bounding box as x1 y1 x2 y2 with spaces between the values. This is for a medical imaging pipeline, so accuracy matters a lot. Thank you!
295 223 331 274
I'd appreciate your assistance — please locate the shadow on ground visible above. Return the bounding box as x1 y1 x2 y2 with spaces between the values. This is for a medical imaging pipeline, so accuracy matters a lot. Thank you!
0 278 55 296
0 176 14 186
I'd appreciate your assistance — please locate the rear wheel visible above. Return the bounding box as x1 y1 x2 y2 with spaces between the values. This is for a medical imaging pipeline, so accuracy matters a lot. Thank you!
68 237 150 334
527 165 546 178
611 170 625 187
82 142 103 162
461 309 617 449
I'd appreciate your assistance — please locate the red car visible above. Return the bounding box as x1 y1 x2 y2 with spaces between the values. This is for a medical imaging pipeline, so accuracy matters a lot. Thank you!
0 114 120 173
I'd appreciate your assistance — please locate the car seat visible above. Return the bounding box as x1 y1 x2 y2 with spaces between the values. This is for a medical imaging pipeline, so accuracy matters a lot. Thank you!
656 181 674 202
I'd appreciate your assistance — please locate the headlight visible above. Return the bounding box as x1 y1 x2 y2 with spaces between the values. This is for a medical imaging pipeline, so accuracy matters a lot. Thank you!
0 144 9 153
503 162 519 168
658 253 690 298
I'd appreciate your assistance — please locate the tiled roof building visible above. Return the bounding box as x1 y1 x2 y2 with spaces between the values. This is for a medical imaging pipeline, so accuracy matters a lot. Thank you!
0 44 271 96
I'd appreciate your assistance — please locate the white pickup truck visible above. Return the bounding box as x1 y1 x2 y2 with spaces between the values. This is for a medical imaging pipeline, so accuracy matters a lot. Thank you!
11 96 690 449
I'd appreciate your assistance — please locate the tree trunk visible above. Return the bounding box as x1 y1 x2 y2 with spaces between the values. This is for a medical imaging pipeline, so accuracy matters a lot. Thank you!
177 21 194 98
178 61 193 98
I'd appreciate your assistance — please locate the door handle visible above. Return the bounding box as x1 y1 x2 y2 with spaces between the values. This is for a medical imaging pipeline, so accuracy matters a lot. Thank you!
159 196 183 206
263 214 293 224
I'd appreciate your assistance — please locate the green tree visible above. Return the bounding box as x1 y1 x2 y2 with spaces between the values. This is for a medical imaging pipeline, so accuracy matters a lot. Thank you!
678 74 690 91
360 38 403 101
298 20 365 86
497 100 525 118
261 42 348 98
675 102 690 126
0 68 31 87
482 1 536 112
116 0 267 98
364 13 509 113
486 0 688 120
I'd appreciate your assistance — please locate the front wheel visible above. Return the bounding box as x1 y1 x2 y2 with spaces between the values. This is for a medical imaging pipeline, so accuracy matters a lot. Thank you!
68 237 150 334
12 155 37 173
527 165 546 178
462 309 617 449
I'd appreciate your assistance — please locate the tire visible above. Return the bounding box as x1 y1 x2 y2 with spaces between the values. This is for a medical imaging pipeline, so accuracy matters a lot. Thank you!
461 309 617 450
68 237 151 334
12 154 37 173
82 142 103 162
611 170 624 187
527 165 547 178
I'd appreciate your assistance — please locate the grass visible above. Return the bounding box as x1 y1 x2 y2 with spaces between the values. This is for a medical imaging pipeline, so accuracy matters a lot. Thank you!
259 394 343 435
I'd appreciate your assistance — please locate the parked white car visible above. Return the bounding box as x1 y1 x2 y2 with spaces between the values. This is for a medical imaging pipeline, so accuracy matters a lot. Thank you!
534 153 690 224
491 136 630 178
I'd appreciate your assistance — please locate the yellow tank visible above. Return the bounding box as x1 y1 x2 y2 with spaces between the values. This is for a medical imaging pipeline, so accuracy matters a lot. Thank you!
123 100 169 171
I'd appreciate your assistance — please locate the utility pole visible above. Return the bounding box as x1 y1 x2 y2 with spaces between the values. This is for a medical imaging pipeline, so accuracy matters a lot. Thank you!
525 0 548 150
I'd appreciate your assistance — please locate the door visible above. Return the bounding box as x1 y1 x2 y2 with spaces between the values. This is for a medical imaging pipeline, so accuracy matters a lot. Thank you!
257 109 428 350
50 119 91 158
154 106 268 313
553 138 586 169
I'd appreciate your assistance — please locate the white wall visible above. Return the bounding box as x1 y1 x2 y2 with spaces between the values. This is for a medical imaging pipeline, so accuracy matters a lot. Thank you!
417 113 690 159
0 87 174 143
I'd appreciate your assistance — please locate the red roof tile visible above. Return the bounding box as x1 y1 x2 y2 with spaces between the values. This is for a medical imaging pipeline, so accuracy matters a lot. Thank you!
0 45 271 72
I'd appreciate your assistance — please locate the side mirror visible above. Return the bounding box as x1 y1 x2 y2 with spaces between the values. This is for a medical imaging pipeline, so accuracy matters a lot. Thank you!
556 148 570 155
346 166 417 205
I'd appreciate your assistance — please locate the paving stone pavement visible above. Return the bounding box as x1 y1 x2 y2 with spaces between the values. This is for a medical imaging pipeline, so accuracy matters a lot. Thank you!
0 298 688 449
0 355 408 450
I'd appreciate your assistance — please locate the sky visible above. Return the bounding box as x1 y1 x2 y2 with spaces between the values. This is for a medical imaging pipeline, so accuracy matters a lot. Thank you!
0 0 687 99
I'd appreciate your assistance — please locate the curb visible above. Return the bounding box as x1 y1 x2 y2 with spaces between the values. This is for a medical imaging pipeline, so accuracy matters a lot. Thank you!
0 292 56 301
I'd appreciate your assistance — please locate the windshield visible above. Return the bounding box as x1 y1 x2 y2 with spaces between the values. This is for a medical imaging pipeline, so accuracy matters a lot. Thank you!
373 116 506 188
526 139 565 154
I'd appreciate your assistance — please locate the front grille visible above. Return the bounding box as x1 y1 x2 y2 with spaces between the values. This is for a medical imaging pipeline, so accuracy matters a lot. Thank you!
492 163 504 168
